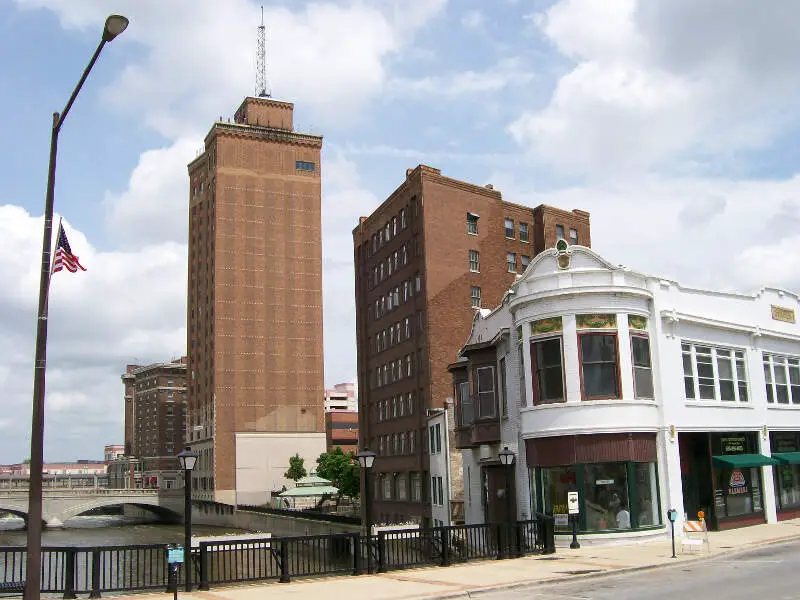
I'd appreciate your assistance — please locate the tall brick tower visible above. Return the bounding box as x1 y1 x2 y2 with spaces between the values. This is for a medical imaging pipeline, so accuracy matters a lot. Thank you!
186 97 326 505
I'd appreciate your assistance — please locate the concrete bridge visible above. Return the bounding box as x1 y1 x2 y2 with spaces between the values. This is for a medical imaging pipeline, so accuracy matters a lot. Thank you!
0 488 185 528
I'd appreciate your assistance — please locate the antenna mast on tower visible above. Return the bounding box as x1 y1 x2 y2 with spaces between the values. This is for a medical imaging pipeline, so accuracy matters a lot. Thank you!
256 6 271 98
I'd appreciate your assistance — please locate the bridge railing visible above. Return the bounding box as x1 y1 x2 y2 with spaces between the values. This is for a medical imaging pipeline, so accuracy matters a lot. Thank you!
0 516 556 597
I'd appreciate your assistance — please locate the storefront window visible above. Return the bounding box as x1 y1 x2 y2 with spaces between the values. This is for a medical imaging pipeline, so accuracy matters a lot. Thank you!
770 432 800 510
635 462 660 526
540 466 576 532
584 463 629 530
715 466 762 517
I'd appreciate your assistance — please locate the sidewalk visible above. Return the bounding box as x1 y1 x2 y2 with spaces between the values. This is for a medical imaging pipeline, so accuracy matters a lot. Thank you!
122 519 800 600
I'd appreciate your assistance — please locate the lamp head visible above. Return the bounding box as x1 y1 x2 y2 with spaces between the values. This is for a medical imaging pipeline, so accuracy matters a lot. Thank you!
356 447 377 469
103 14 129 41
177 446 199 471
498 446 515 466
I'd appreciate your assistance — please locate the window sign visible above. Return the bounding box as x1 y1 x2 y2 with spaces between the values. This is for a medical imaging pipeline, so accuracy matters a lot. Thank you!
728 469 748 495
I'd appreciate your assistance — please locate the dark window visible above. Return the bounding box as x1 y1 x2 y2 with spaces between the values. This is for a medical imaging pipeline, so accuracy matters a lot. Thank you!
500 357 508 416
467 213 479 235
505 218 514 238
476 366 496 418
295 160 316 172
531 337 565 404
519 222 529 242
579 333 620 399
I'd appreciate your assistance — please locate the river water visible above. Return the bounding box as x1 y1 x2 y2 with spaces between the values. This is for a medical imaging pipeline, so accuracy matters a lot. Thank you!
0 515 252 547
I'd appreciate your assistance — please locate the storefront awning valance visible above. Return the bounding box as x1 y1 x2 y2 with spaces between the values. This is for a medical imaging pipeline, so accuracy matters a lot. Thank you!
770 452 800 465
712 453 779 468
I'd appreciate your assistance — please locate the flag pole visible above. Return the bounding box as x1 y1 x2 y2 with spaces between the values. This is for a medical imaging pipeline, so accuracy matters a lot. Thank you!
49 218 61 276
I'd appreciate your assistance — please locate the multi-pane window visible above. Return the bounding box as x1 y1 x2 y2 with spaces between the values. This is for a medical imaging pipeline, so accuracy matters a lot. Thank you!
467 213 479 235
579 334 620 400
295 160 315 172
569 228 578 244
404 317 411 339
521 255 530 270
556 224 565 240
764 354 800 404
531 337 565 405
631 336 654 398
476 365 496 418
682 343 748 402
469 250 480 272
507 252 517 273
505 218 515 238
471 286 481 308
519 222 529 242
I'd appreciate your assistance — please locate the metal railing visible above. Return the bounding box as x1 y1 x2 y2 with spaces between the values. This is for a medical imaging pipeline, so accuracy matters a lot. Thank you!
0 515 555 597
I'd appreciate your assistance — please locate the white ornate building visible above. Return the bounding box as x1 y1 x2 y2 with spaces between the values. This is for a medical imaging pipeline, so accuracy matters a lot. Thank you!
450 241 800 543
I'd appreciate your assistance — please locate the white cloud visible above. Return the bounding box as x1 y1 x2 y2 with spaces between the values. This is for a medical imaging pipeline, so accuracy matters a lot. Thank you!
509 0 800 177
0 205 186 461
460 10 484 30
391 57 535 97
16 0 446 138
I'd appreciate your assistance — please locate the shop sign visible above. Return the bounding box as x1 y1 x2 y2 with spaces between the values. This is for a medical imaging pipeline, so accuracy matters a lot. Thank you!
567 491 580 514
771 305 796 324
595 479 614 485
728 468 748 495
555 513 569 527
721 436 746 454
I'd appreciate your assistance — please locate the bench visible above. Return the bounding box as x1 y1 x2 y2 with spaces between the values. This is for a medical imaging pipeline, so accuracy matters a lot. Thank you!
0 581 25 596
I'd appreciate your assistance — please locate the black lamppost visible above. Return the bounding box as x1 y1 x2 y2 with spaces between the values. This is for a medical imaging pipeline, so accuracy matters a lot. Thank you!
177 448 199 592
569 483 581 549
498 447 516 558
356 447 377 536
24 15 129 600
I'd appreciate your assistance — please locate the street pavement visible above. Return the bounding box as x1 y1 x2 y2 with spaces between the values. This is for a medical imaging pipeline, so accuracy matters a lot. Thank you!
481 539 800 599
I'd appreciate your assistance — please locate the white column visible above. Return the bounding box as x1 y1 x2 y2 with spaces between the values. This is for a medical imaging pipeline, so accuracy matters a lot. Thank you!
659 429 686 529
562 315 580 403
759 431 778 524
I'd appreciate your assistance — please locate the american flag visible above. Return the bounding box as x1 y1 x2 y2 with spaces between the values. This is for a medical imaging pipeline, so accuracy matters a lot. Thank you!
52 222 87 274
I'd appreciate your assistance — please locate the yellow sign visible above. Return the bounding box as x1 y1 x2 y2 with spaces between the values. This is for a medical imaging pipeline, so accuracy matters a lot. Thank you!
771 305 796 324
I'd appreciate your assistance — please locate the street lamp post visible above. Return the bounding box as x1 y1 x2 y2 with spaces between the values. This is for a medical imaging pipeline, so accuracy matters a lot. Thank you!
177 448 199 592
498 447 516 558
355 448 377 536
24 15 128 600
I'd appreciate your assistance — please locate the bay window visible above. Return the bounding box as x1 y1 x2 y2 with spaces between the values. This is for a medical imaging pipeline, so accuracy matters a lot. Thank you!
631 335 654 399
475 365 496 418
531 337 565 405
579 333 620 400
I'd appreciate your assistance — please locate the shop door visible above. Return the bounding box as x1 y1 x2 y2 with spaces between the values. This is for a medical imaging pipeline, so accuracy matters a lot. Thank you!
482 465 516 524
679 433 715 526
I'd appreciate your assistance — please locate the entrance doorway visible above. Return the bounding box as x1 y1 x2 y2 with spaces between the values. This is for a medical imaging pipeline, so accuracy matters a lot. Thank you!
679 433 714 524
481 464 516 524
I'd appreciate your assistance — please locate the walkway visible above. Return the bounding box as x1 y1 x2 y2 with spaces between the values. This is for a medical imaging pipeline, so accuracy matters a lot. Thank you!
118 520 800 600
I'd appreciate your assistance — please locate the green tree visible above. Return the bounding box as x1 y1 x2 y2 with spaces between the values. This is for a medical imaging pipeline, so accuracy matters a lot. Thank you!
316 447 360 499
284 453 307 481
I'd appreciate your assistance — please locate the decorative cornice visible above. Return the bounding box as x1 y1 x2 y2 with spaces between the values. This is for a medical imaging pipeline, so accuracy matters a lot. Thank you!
208 122 322 147
659 310 800 343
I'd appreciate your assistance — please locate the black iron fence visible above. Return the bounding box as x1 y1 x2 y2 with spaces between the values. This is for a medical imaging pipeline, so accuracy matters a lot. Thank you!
0 515 555 597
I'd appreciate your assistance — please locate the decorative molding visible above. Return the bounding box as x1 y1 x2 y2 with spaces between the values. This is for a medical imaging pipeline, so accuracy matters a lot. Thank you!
771 304 796 324
576 313 617 329
628 314 648 331
531 316 563 335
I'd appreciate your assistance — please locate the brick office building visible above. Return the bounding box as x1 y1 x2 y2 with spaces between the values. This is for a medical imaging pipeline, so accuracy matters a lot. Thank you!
325 411 359 454
118 358 188 489
186 96 326 505
353 165 591 526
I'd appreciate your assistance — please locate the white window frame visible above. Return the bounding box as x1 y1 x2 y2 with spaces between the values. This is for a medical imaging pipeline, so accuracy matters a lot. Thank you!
471 286 481 308
681 341 749 403
469 249 480 272
507 252 516 273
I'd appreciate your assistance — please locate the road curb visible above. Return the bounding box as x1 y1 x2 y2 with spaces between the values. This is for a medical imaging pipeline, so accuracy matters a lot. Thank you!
421 534 800 600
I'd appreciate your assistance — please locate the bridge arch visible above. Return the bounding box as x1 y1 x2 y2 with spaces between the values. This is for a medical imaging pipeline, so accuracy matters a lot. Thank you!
57 498 182 524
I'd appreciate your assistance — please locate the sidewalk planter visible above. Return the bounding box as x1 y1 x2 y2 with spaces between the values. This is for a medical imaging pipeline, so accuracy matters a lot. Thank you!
452 244 800 540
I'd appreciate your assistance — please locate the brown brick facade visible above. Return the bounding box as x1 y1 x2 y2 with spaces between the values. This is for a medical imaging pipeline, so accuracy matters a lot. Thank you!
353 165 591 526
187 97 325 503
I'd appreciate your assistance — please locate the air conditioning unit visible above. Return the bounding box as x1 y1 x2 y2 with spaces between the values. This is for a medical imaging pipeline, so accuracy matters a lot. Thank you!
479 445 492 461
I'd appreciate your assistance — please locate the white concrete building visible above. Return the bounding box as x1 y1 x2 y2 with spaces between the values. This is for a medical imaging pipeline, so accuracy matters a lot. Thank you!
451 241 800 542
325 382 358 412
427 408 453 527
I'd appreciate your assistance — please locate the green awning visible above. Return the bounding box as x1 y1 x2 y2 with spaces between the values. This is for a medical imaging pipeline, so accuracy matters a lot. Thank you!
712 453 779 468
771 452 800 465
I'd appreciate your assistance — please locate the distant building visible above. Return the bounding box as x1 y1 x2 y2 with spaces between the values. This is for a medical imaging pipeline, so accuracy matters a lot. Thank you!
325 411 359 454
104 445 124 464
117 357 188 489
325 382 357 412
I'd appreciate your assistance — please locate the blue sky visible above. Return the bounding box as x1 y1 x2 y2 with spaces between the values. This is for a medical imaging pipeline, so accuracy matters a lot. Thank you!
3 0 800 462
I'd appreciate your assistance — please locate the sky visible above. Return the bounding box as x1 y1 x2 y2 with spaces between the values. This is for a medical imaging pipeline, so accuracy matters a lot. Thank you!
3 0 800 462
